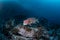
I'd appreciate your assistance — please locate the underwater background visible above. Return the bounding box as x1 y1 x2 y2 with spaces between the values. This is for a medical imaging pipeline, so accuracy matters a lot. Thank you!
0 0 60 24
0 0 60 40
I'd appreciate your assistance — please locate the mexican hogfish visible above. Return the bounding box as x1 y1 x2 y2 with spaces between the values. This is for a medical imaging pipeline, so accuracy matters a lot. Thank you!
23 18 39 25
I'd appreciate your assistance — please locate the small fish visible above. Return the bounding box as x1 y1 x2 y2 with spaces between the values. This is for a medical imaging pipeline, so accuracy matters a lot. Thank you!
23 18 39 25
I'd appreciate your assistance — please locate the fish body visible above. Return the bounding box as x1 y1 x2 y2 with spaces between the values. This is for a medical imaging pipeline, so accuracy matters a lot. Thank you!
23 18 39 25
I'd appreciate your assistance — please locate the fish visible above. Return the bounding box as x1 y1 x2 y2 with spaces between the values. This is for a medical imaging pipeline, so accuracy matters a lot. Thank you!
23 18 39 25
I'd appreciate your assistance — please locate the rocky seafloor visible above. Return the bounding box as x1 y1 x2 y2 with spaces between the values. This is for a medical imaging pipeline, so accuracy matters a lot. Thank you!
0 17 60 40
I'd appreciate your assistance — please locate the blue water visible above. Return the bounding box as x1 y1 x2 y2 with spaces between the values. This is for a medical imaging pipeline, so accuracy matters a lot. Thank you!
0 0 60 24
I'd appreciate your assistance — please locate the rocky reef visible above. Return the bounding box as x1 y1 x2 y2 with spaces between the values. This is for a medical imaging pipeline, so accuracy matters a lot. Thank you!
0 17 60 40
